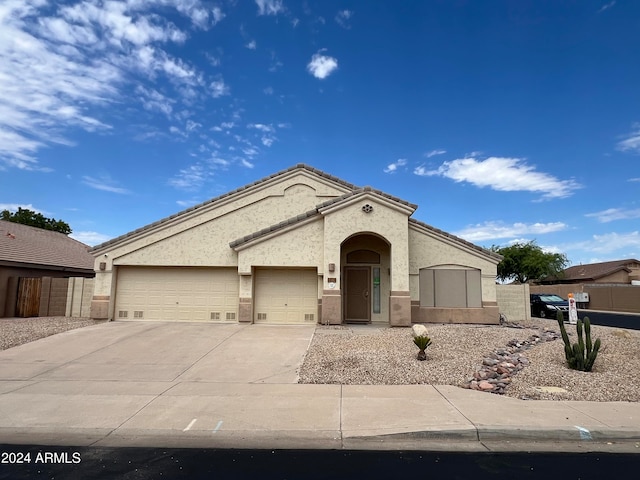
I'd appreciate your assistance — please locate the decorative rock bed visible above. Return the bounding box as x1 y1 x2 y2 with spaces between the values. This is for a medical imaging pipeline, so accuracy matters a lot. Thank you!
467 329 560 394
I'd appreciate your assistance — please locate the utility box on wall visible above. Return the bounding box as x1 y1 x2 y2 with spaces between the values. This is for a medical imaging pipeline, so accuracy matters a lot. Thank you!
574 292 589 303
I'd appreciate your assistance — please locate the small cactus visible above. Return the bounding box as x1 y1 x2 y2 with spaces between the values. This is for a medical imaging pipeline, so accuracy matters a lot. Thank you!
556 310 601 372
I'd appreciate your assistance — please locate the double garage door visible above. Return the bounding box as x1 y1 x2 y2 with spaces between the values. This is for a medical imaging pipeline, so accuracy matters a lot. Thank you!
115 267 318 324
115 267 238 322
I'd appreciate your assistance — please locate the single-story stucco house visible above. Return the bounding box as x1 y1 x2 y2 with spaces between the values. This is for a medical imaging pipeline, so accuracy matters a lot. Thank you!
89 164 502 326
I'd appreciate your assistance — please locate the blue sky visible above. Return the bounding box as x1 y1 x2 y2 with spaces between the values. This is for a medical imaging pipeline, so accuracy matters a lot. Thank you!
1 0 639 266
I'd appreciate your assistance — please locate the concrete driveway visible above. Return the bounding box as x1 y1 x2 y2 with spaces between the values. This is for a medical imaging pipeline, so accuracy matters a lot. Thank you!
0 321 315 384
0 321 341 448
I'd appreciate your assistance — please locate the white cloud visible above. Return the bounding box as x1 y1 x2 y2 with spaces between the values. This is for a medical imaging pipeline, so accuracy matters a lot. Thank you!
0 0 218 170
255 0 284 16
206 53 221 66
240 159 254 168
563 231 640 256
168 163 209 190
383 158 407 174
210 79 230 98
248 123 275 133
135 85 173 117
0 203 42 213
82 175 130 194
247 122 281 147
176 199 200 208
335 9 353 29
268 50 283 71
70 230 112 246
242 146 260 157
211 6 225 26
186 119 201 132
425 149 446 158
263 86 274 95
307 50 338 79
585 207 640 223
598 1 616 13
454 221 568 243
414 156 582 200
246 40 257 50
168 152 246 191
617 124 640 153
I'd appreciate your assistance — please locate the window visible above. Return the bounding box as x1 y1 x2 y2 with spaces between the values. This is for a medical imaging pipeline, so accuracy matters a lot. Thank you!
346 249 380 263
419 267 482 308
372 267 381 314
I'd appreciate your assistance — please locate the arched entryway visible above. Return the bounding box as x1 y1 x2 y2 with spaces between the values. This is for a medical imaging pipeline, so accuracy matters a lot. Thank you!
341 233 391 324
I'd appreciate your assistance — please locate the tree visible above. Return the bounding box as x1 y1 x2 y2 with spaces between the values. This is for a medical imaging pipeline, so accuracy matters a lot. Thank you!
491 240 568 284
1 208 72 235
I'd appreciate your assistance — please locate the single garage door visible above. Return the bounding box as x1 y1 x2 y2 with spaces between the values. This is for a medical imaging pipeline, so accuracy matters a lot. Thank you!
115 267 238 322
254 268 318 324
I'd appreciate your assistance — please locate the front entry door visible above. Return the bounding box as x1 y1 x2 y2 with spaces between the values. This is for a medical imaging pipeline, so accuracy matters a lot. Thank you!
344 266 370 323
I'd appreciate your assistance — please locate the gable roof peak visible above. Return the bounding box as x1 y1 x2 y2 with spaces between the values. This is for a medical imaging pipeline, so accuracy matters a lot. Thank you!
91 163 356 252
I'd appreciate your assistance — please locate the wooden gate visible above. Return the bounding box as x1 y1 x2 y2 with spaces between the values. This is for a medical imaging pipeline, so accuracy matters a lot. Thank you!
16 278 42 317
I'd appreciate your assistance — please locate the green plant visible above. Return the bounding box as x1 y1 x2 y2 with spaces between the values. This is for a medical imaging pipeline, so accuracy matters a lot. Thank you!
413 335 432 361
556 311 601 372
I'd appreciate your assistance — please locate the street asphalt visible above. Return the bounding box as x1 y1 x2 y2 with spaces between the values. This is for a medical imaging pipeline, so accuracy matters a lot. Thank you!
0 321 638 452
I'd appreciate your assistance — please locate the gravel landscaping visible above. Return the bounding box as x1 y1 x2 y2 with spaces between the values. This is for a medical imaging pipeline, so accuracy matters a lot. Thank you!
0 316 107 351
298 318 640 402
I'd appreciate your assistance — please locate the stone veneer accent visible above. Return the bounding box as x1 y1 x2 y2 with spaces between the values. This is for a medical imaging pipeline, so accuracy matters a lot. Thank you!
90 296 110 320
238 297 252 323
389 291 411 327
321 290 342 325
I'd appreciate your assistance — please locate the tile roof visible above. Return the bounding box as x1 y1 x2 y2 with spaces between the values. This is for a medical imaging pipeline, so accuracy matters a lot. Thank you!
89 162 498 264
0 220 94 272
559 259 639 281
316 186 418 211
229 209 319 248
408 218 503 261
230 187 417 249
91 163 356 252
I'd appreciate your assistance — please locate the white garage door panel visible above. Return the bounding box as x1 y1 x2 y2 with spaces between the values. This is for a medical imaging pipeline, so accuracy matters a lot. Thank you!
254 269 318 324
116 267 238 322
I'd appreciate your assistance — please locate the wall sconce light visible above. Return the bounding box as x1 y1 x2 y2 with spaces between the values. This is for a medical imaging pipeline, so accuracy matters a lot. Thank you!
99 262 106 271
328 263 335 272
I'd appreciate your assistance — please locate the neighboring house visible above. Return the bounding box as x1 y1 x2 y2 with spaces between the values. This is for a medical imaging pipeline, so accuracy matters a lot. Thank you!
532 259 640 313
90 164 502 326
540 259 640 285
0 220 95 317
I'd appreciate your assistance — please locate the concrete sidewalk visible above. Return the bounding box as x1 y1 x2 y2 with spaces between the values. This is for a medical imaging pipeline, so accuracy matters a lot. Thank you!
0 321 638 452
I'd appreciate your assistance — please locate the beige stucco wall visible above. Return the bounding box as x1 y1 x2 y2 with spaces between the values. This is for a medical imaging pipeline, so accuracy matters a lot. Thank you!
496 284 531 322
236 220 324 274
596 270 631 283
322 194 411 292
408 225 499 303
91 173 349 298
